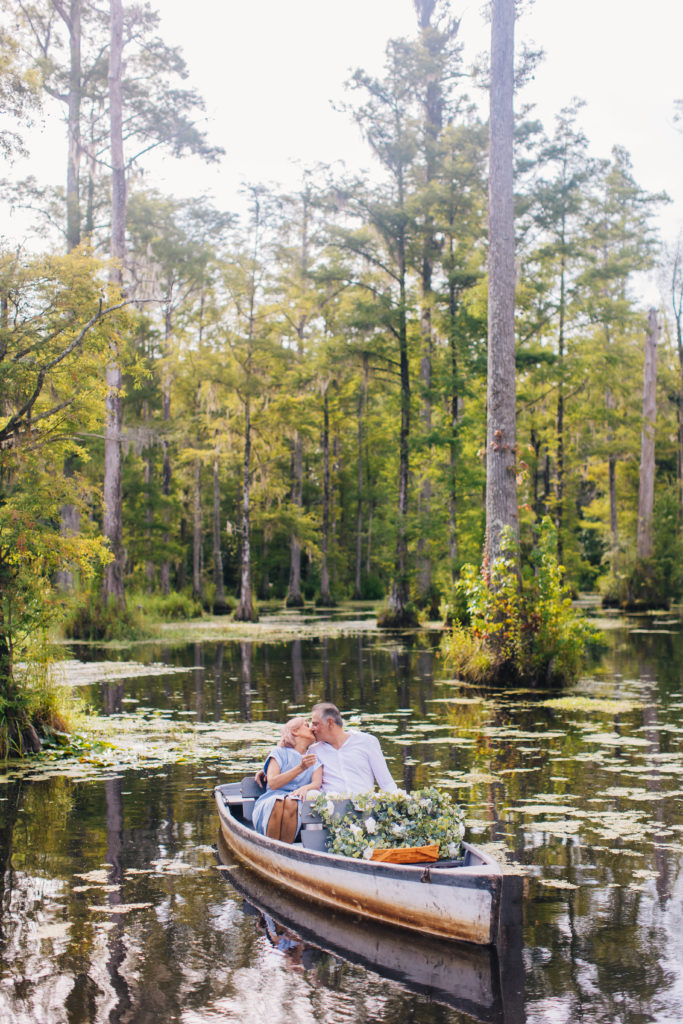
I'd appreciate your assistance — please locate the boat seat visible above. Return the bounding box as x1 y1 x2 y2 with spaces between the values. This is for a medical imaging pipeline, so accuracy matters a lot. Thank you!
240 776 265 822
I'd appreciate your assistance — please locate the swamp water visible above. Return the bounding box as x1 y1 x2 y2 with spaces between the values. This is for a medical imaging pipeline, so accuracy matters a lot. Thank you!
1 608 683 1024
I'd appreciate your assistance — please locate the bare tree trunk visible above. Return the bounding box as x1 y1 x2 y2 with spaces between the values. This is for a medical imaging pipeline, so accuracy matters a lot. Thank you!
159 377 171 595
319 384 332 605
143 403 154 590
192 457 202 604
485 0 518 567
65 0 82 253
636 309 660 561
606 388 618 546
235 341 257 621
386 201 413 625
212 455 228 613
354 356 368 599
286 431 304 607
102 0 126 607
555 253 566 562
448 288 459 579
414 0 446 609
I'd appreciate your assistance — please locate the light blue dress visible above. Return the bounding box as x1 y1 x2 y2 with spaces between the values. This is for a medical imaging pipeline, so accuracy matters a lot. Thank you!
251 746 320 836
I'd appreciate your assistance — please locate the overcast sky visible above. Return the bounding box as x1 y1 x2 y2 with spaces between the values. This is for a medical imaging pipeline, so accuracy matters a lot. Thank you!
4 0 683 291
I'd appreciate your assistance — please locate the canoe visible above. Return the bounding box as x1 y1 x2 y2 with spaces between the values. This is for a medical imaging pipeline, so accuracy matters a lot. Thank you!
214 779 522 947
217 832 517 1024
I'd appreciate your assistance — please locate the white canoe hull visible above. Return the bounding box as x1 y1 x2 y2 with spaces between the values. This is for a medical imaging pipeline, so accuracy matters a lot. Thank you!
214 783 505 945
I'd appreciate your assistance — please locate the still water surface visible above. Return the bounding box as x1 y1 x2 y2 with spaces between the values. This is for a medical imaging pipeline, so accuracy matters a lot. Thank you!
1 609 683 1023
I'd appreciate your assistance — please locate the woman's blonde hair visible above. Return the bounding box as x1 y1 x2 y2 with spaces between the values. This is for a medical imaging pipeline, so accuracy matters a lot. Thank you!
279 716 306 748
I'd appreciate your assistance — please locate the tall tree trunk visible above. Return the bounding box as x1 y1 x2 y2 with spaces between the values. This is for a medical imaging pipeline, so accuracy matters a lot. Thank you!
235 281 258 621
57 1 83 581
192 457 202 604
555 252 566 561
159 376 172 594
448 280 459 580
286 431 304 607
143 401 154 591
65 0 82 253
606 387 618 546
354 356 368 599
386 207 412 625
212 455 227 613
485 0 518 567
319 384 332 605
414 0 445 609
102 0 126 607
636 309 660 561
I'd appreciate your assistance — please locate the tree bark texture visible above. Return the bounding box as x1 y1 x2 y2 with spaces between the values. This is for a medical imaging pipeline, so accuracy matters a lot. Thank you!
354 357 368 599
387 212 411 622
235 396 257 621
636 309 660 561
320 385 331 605
212 456 228 613
102 0 126 606
606 387 618 545
65 0 82 252
160 377 172 594
192 457 202 603
286 431 304 607
485 0 518 567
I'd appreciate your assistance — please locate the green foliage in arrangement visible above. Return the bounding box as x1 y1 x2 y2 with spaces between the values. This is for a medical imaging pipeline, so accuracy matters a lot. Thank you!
441 518 598 685
312 787 465 861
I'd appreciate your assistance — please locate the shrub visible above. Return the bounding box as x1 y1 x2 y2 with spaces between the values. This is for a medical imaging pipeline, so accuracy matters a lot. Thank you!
1 638 80 758
442 518 597 686
62 593 146 641
132 590 205 621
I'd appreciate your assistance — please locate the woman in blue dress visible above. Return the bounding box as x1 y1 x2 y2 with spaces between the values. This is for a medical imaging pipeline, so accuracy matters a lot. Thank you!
252 716 322 842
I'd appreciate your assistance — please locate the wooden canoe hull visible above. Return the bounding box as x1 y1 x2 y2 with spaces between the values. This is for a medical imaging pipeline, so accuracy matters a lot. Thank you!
214 783 504 946
218 838 506 1023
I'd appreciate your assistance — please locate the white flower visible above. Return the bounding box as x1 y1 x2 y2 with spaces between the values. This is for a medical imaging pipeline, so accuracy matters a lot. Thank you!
325 799 335 817
447 842 459 858
364 816 377 834
349 823 362 839
362 846 374 860
391 823 406 837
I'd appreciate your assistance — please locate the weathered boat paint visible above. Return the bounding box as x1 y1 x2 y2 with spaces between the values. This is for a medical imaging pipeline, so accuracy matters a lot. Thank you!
214 782 504 945
218 836 508 1023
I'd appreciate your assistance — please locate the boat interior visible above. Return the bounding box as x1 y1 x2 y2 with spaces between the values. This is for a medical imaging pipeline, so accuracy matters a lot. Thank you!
215 779 474 867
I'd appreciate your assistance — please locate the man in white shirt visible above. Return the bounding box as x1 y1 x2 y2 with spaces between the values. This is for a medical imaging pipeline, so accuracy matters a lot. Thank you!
308 702 397 795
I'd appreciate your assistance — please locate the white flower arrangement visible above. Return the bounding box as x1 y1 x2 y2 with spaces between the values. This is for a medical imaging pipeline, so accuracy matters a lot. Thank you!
312 787 466 860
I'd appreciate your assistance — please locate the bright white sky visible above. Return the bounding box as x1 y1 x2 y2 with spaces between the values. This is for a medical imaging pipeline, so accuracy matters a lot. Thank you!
4 0 683 296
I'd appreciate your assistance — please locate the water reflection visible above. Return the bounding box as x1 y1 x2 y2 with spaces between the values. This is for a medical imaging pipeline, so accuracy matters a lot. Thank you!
1 614 683 1021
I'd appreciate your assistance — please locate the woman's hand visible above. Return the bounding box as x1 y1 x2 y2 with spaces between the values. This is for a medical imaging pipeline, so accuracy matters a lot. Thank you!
299 752 316 771
289 787 307 799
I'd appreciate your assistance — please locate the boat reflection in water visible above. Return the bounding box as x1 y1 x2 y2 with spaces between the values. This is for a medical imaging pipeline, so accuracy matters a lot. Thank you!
216 832 525 1024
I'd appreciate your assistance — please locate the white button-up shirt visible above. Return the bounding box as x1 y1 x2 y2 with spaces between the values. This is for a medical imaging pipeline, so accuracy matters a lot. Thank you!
309 731 398 794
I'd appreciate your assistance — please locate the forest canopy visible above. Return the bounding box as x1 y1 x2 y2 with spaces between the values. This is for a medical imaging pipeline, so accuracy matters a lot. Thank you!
1 0 681 740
